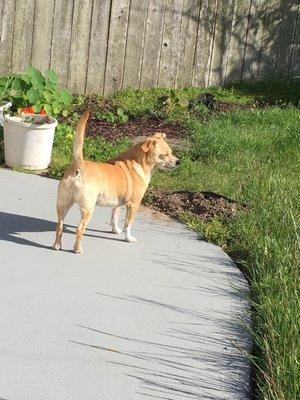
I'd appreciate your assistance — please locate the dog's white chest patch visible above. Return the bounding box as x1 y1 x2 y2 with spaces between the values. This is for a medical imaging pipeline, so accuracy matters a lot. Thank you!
96 193 119 207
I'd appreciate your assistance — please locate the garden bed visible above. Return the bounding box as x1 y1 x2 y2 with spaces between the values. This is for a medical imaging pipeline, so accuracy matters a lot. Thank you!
144 188 248 222
86 116 186 141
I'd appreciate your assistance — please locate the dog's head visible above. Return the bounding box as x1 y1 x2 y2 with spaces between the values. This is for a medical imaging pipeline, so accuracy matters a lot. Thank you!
140 132 180 170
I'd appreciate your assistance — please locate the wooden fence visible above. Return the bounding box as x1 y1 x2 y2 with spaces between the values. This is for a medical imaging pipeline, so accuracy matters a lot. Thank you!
0 0 299 94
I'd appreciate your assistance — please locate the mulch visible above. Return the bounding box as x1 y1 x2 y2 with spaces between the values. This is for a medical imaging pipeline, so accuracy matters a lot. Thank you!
86 116 186 141
144 189 249 222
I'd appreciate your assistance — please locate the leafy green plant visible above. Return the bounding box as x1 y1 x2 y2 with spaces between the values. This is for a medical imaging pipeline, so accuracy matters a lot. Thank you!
95 107 129 124
0 66 73 117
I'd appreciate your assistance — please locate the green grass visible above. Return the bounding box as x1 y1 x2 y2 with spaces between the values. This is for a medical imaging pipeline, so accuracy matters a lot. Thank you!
152 106 300 400
1 80 299 399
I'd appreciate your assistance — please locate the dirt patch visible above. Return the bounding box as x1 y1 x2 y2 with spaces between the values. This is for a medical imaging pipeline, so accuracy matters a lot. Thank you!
86 117 186 142
144 189 249 221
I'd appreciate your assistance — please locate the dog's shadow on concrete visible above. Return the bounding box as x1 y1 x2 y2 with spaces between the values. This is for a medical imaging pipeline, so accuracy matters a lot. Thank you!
0 211 123 251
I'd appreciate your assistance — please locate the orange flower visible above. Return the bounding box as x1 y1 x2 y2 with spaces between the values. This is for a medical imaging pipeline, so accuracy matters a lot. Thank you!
21 106 46 115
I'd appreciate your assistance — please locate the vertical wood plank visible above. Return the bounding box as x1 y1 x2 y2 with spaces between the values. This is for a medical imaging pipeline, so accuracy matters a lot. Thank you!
68 0 93 93
276 0 299 77
224 0 252 85
11 0 35 73
50 0 74 88
242 0 268 81
176 0 201 88
193 0 218 87
0 0 15 75
122 0 149 89
289 3 300 76
85 0 111 94
103 0 130 94
158 0 183 87
31 0 55 73
259 0 283 79
140 0 165 88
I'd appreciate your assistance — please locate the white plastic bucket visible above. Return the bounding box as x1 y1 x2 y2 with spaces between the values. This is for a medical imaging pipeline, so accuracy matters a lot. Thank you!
0 102 12 126
3 114 58 170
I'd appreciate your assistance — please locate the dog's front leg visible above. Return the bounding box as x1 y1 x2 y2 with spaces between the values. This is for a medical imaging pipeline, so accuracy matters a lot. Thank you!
124 202 140 243
111 206 122 234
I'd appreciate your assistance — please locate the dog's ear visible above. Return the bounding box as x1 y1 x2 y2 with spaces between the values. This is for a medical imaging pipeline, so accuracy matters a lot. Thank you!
153 132 167 139
141 139 157 153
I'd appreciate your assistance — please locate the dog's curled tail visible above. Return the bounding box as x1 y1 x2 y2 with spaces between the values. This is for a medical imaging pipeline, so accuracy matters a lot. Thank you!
73 111 90 167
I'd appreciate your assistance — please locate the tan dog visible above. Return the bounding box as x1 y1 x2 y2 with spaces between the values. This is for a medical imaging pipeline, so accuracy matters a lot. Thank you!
53 112 180 253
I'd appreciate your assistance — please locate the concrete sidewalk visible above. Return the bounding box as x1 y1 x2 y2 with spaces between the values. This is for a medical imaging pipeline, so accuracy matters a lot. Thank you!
0 169 251 400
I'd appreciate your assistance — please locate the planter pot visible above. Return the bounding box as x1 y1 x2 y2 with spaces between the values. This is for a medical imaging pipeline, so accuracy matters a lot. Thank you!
3 114 58 170
0 102 12 126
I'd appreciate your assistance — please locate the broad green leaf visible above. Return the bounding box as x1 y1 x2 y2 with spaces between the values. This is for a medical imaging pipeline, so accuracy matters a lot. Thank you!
26 88 42 104
44 91 53 103
44 104 52 116
33 102 42 113
11 77 23 91
25 66 45 87
52 100 61 115
0 77 8 87
21 74 31 85
32 80 45 93
46 69 58 85
62 110 69 117
59 90 73 106
44 80 55 92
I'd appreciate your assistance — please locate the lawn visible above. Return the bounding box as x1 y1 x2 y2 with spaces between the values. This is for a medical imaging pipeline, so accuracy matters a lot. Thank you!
1 79 299 399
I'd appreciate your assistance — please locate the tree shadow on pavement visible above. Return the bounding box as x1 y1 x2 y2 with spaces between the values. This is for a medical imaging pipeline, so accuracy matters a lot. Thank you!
71 247 251 399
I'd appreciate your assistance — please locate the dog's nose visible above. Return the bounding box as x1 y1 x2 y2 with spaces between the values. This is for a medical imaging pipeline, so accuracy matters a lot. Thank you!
176 159 181 165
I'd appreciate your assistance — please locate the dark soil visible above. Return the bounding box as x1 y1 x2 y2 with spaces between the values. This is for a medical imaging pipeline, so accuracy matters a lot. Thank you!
86 116 186 141
144 188 249 221
83 101 263 142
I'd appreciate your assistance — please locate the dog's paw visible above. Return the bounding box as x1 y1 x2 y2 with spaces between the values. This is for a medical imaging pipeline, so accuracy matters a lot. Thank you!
125 235 138 243
73 245 83 254
112 226 123 234
53 242 61 251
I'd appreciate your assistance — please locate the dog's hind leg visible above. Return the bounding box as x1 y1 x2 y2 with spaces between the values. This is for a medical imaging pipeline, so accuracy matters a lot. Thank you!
73 207 93 254
53 200 74 250
111 206 122 234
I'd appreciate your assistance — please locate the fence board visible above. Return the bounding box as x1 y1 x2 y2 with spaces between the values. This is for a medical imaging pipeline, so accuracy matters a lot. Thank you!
68 0 93 93
158 0 183 87
123 0 149 89
86 0 111 94
31 0 55 72
193 0 218 87
104 0 130 94
209 0 235 86
176 0 201 87
242 0 268 81
276 0 299 76
50 0 74 88
11 0 35 73
140 0 166 88
290 3 300 76
0 0 15 75
259 0 283 78
224 0 252 84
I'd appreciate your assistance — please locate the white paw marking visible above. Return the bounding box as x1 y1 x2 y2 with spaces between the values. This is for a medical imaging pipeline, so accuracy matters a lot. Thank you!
125 235 138 243
53 242 61 250
112 226 122 234
73 246 83 254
